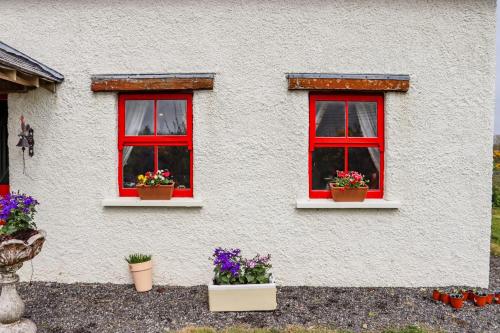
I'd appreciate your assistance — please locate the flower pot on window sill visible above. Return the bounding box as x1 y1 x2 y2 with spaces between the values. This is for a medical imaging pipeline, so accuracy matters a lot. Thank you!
128 260 153 292
208 280 277 312
136 184 174 200
329 184 368 202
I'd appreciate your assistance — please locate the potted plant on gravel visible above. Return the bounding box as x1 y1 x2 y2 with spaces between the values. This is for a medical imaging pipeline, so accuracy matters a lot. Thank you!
136 170 174 200
208 247 276 312
473 291 488 307
432 289 441 301
495 291 500 304
126 253 153 292
328 170 369 202
449 293 465 309
0 192 45 333
440 290 450 304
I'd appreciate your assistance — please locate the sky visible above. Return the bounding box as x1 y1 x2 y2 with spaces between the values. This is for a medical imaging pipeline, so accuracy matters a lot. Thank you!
496 3 500 134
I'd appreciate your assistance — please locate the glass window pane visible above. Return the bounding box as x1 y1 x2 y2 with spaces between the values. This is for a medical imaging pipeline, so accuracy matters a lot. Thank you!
158 146 190 189
312 147 345 190
348 102 377 137
125 100 154 136
122 146 154 188
157 100 187 135
348 147 380 189
315 101 345 137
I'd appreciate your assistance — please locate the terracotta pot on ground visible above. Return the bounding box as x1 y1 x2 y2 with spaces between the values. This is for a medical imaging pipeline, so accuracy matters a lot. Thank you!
440 292 450 304
128 260 153 292
329 184 368 202
136 184 174 200
450 294 465 309
473 293 488 307
432 289 441 301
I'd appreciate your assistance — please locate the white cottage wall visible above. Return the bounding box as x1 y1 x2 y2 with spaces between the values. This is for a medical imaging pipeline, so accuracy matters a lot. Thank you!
0 0 495 286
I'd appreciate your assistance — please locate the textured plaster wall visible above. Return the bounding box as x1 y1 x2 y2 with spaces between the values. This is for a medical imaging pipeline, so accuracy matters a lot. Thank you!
0 0 495 286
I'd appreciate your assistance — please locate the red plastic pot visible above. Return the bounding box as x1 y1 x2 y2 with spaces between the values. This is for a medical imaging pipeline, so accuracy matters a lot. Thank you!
486 293 494 304
495 293 500 304
440 292 450 304
450 295 464 309
460 291 468 301
474 294 488 307
432 290 441 301
467 290 475 301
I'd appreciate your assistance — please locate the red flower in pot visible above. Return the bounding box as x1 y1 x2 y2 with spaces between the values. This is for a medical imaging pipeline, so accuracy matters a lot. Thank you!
432 289 441 301
328 170 369 202
473 291 488 307
449 293 465 309
440 291 450 304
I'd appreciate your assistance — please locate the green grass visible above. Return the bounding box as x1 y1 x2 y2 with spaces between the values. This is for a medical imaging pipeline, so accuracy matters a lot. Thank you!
177 326 434 333
492 208 500 257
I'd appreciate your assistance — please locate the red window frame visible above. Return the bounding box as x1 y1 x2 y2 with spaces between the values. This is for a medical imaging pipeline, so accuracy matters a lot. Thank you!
309 93 384 199
118 93 193 197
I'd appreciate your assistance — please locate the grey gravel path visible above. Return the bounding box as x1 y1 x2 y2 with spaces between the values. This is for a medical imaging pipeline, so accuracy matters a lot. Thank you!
18 256 500 333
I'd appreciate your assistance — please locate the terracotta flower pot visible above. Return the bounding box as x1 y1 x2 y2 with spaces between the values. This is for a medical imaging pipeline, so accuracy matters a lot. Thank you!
432 289 441 301
473 293 488 307
440 292 450 304
467 290 475 301
329 184 368 202
128 260 153 292
136 184 174 200
450 295 464 309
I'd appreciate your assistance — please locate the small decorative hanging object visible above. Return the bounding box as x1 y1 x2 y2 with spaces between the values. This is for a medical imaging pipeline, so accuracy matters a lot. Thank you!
16 116 35 174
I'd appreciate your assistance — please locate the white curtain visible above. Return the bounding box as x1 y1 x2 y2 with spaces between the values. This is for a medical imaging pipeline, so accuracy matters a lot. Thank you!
123 101 152 166
353 102 380 172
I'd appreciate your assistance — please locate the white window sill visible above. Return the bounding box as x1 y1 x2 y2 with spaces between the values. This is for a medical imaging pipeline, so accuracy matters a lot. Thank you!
296 198 401 209
101 197 203 207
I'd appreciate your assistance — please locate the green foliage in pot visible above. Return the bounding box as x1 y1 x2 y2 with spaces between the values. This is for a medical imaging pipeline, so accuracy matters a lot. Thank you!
125 253 152 264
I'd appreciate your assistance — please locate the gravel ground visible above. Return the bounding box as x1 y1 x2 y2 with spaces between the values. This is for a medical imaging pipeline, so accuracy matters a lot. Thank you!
18 256 500 333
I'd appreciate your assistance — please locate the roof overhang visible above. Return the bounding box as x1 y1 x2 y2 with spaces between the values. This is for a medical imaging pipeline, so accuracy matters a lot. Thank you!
0 41 64 94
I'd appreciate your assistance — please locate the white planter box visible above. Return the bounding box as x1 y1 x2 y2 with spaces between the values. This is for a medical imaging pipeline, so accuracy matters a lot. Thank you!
208 283 277 312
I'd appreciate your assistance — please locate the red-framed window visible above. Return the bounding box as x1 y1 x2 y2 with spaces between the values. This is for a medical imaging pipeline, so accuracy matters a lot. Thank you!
118 93 193 197
309 93 384 199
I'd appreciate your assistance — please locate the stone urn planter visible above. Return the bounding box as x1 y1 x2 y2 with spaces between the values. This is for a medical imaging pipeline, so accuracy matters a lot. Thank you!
0 230 46 333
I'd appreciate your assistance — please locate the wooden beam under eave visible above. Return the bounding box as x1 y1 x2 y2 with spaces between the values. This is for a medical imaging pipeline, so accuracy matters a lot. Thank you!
288 77 410 92
0 68 40 88
91 77 214 92
40 80 56 93
0 79 28 93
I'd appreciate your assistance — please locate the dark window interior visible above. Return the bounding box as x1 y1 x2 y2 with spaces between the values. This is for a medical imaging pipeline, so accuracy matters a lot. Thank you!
0 100 8 185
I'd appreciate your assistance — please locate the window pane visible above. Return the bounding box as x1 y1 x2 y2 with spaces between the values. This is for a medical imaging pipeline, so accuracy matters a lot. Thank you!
312 147 345 190
348 102 377 137
315 101 345 137
122 146 154 188
348 147 380 189
125 100 154 136
157 100 187 135
158 146 190 189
